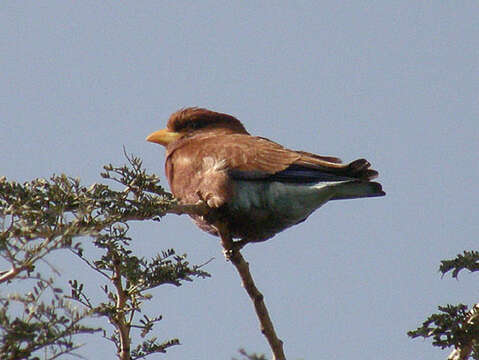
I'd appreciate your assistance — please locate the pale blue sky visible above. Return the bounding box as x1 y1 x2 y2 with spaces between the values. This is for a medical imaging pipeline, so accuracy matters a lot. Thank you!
1 2 478 359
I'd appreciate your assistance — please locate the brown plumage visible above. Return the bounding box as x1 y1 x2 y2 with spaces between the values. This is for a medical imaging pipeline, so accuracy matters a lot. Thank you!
147 107 385 243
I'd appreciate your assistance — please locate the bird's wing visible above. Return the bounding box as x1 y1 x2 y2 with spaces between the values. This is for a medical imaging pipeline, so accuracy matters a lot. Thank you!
166 133 299 207
215 135 378 181
166 133 379 207
291 150 342 164
293 153 379 180
220 135 301 173
260 164 356 183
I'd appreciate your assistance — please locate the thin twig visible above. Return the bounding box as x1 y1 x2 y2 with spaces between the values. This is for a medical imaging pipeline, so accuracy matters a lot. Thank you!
216 223 286 360
69 248 110 279
0 265 28 284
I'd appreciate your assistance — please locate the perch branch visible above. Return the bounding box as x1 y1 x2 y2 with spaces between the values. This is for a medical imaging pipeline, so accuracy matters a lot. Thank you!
216 222 286 360
166 201 210 217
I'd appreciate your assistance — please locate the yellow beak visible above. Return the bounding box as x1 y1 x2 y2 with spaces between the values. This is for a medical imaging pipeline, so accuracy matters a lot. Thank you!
146 128 182 146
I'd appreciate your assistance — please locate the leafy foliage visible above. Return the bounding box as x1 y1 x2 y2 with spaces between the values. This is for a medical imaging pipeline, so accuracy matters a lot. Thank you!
408 304 479 348
0 275 99 360
0 153 210 359
440 251 479 279
409 251 479 359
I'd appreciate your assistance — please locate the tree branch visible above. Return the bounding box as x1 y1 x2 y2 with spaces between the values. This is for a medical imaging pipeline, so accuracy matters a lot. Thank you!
166 202 210 217
216 223 286 360
111 254 131 360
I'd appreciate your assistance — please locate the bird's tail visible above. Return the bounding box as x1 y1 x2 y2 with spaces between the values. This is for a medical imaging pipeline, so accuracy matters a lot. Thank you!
330 180 385 200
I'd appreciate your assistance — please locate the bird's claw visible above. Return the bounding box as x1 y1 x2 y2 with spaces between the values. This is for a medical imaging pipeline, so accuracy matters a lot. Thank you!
223 248 234 260
222 240 248 260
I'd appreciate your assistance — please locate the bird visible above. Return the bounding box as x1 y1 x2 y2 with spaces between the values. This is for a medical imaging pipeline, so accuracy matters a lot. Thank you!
146 107 385 245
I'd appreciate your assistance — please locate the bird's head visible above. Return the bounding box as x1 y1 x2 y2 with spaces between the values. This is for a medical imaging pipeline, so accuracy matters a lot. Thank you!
146 107 249 147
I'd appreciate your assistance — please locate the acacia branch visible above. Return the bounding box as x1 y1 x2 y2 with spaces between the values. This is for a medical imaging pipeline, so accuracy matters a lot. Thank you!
216 223 286 360
166 202 210 217
111 254 131 360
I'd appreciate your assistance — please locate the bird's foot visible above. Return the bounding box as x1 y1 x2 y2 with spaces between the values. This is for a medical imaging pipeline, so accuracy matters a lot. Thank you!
222 240 248 260
222 248 234 261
